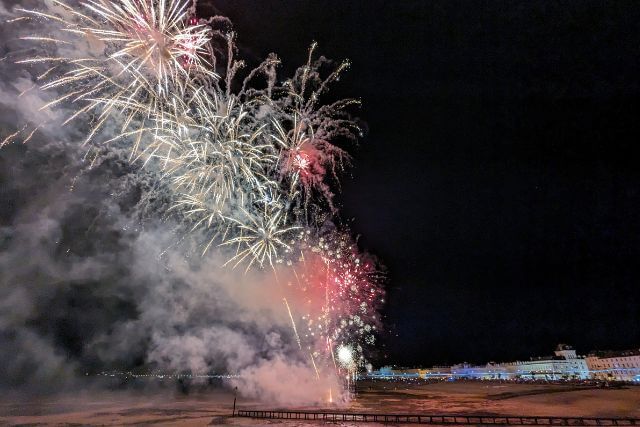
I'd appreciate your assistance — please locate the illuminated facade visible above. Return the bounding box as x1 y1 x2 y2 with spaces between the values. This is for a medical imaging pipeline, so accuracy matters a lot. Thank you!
451 362 508 379
586 349 640 382
451 345 589 380
367 366 418 379
423 366 452 379
368 366 450 379
370 345 640 382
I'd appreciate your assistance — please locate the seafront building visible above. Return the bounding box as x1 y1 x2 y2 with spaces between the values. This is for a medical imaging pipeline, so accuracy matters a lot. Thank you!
451 345 589 380
369 344 640 382
586 349 640 382
368 366 451 380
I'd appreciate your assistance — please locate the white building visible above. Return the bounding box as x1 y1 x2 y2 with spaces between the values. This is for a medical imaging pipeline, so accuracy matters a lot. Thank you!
368 366 422 379
370 345 640 382
586 349 640 382
368 366 451 379
451 345 589 380
423 366 452 379
451 362 510 379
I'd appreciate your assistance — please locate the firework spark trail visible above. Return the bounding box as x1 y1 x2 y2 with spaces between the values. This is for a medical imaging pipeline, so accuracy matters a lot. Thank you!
8 0 385 393
309 352 321 380
283 297 302 350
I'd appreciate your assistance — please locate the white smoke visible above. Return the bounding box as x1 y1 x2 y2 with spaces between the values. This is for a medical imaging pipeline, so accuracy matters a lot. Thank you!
0 0 358 404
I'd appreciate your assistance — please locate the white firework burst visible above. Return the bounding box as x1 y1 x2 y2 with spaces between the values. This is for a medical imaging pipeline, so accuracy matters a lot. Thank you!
17 0 215 148
223 202 299 272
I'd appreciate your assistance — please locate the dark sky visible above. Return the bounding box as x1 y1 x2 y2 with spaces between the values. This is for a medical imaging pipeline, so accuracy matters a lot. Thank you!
206 1 640 367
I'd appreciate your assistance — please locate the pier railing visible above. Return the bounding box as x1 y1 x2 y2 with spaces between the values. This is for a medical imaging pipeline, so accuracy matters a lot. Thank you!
236 409 640 425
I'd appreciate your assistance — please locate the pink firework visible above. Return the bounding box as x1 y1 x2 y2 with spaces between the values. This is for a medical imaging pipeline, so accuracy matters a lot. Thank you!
273 117 348 212
283 229 385 372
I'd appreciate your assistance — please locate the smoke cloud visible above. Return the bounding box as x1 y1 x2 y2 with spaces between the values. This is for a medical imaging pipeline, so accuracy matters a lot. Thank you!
0 0 350 404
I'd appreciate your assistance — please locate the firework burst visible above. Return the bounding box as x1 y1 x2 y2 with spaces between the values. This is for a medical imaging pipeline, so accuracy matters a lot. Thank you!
16 0 214 149
9 0 385 391
223 202 298 271
281 229 384 374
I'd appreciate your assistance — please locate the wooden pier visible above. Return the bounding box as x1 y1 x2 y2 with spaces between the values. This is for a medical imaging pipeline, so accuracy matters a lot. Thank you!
236 409 640 425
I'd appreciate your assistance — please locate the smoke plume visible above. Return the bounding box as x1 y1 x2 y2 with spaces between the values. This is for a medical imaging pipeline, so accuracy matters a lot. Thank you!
0 0 380 405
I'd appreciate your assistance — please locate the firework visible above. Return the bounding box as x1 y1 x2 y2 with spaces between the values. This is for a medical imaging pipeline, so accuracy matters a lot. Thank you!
279 229 384 376
9 0 384 390
337 344 354 369
223 202 298 271
16 0 214 150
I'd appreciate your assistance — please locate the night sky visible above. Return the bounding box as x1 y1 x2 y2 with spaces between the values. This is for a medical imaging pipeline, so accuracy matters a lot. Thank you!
208 1 640 367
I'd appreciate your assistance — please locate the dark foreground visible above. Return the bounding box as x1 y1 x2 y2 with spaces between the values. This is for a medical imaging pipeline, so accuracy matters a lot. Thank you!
1 381 639 425
237 408 639 425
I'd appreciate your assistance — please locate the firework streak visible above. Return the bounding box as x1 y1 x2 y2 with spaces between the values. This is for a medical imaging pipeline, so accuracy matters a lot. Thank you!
7 0 384 390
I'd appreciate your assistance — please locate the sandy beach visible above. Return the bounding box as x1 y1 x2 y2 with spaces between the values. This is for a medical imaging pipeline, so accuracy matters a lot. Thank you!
2 381 639 426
